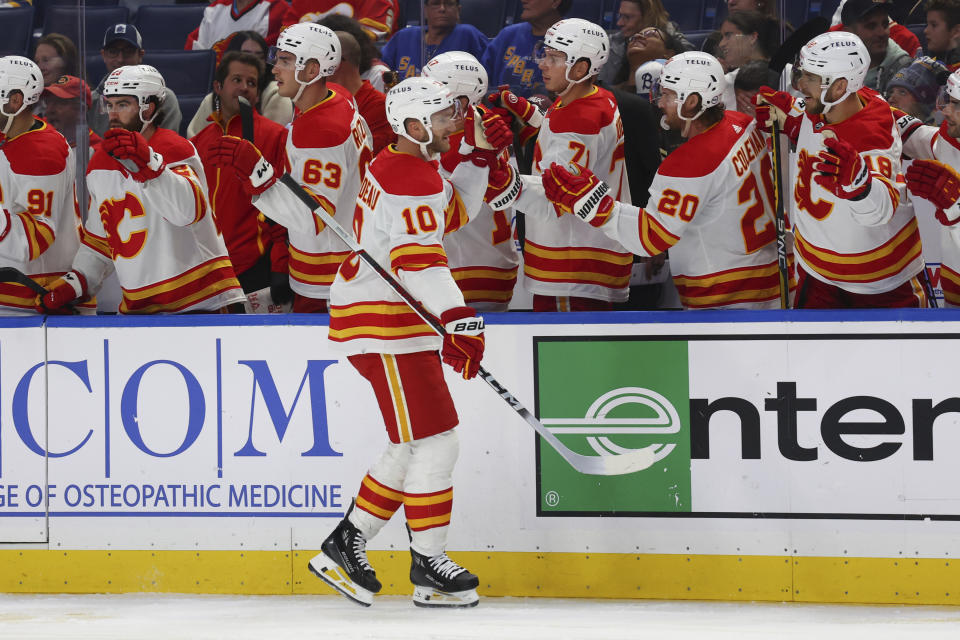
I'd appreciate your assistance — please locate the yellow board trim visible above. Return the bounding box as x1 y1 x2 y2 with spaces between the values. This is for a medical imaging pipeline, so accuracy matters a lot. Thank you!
3 550 960 605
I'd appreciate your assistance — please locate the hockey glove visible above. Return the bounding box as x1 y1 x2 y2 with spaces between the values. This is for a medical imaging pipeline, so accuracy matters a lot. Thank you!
753 86 802 144
36 270 86 314
461 106 513 155
269 270 294 306
102 129 165 182
208 135 276 196
440 306 485 380
906 159 960 225
541 162 615 227
489 85 544 129
812 136 871 201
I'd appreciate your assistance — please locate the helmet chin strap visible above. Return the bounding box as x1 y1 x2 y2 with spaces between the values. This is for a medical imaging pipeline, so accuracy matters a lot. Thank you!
818 79 850 116
293 67 323 104
558 65 590 99
1 100 28 136
401 124 436 161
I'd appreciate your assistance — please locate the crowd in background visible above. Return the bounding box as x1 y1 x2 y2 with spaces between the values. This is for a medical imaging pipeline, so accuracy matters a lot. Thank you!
3 0 960 312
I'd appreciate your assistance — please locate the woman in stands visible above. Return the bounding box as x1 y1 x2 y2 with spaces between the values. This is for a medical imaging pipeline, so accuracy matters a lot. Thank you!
34 33 79 86
186 30 292 136
599 0 692 87
619 26 680 91
716 10 779 111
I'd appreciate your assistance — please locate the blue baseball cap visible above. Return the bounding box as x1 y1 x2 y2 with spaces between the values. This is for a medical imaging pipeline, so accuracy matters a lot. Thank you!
102 24 143 49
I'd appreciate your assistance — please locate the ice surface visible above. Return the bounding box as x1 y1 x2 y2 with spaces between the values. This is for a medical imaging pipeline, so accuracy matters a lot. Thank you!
2 594 960 639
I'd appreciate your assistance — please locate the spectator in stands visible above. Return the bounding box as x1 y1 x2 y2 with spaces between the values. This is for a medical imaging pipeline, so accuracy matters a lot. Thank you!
833 0 922 57
732 59 778 116
191 51 291 304
89 24 182 137
924 0 960 68
381 0 488 80
481 0 571 99
34 33 78 86
185 0 287 52
725 0 777 18
320 14 393 91
717 11 778 73
886 56 950 123
841 0 913 95
329 30 393 153
42 75 99 151
284 0 399 41
187 31 293 136
620 27 680 91
599 0 692 87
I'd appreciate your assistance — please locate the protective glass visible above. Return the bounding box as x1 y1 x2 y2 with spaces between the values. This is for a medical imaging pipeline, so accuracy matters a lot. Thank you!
936 86 959 113
533 43 566 68
430 99 464 128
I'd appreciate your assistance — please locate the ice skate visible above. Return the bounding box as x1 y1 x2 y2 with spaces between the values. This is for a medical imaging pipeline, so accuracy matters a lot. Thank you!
409 549 479 608
308 508 381 607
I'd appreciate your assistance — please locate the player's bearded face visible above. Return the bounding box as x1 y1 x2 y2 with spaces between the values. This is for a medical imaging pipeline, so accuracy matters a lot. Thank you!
944 98 960 138
426 104 459 154
657 89 681 131
797 71 829 115
103 96 141 131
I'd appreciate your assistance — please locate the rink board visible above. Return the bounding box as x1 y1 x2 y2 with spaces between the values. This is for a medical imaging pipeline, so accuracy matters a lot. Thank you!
2 310 960 604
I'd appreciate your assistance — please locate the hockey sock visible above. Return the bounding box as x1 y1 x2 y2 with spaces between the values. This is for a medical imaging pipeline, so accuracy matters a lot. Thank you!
404 430 458 557
351 474 405 539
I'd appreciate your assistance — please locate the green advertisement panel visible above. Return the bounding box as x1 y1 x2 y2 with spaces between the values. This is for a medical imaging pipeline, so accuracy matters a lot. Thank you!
535 338 691 515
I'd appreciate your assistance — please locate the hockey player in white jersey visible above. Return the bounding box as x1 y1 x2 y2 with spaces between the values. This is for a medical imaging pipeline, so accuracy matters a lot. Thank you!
38 65 245 314
752 32 927 308
539 51 787 309
209 22 374 313
0 56 90 314
901 69 960 306
307 77 514 608
422 51 521 311
504 18 634 311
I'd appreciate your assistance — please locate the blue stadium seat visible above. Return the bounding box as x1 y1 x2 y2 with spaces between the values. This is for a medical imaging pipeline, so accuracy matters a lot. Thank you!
459 0 507 38
601 0 618 30
402 0 422 27
502 0 518 25
42 6 130 52
565 0 604 24
808 0 841 21
782 1 807 30
176 94 205 137
134 4 208 51
701 0 722 30
85 53 108 87
32 0 120 30
907 23 927 52
142 50 216 96
0 6 34 57
684 29 714 52
666 0 703 33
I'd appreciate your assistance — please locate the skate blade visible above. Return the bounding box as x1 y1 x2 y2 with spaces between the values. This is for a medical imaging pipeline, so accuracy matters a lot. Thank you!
308 554 375 607
412 585 479 608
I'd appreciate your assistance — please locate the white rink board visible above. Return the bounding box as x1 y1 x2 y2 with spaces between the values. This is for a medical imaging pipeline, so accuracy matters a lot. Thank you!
2 313 960 560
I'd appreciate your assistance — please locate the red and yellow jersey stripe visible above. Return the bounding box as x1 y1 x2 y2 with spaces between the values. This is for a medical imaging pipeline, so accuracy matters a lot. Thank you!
443 190 469 234
390 242 448 273
794 218 922 284
673 260 795 309
636 209 681 256
0 272 97 312
288 246 350 288
941 264 960 307
4 211 56 261
79 226 112 258
451 265 518 305
329 300 434 343
119 257 241 314
523 239 632 290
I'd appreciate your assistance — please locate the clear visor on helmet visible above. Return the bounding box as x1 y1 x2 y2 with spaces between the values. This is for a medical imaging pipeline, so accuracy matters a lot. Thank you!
267 46 296 69
533 43 566 68
429 99 464 128
937 86 960 113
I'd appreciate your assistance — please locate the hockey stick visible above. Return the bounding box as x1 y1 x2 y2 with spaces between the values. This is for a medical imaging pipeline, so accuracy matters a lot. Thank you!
767 17 830 309
0 266 48 296
277 173 655 476
238 96 255 143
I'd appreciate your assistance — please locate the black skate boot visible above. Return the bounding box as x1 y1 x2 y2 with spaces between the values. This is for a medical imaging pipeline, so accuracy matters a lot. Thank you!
308 503 381 607
409 549 480 608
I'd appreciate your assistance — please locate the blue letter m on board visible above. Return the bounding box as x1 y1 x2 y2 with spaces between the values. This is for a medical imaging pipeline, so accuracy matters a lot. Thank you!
234 360 342 457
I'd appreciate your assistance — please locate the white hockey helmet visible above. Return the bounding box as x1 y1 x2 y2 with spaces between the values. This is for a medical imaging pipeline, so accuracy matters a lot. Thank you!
657 51 726 126
542 18 610 85
937 68 960 112
797 31 869 115
270 23 341 102
102 64 166 128
422 51 488 107
385 77 457 158
0 56 43 133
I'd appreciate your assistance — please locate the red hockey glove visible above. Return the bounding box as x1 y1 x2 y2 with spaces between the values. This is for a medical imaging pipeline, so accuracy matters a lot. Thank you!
36 270 86 314
208 135 276 196
478 155 522 210
440 306 485 380
753 86 802 144
541 162 615 227
489 85 544 128
102 129 165 182
812 136 871 200
906 159 960 225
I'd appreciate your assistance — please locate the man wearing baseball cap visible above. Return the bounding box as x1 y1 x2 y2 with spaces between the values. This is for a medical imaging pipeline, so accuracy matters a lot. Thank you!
88 24 182 137
840 0 913 94
43 75 97 149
